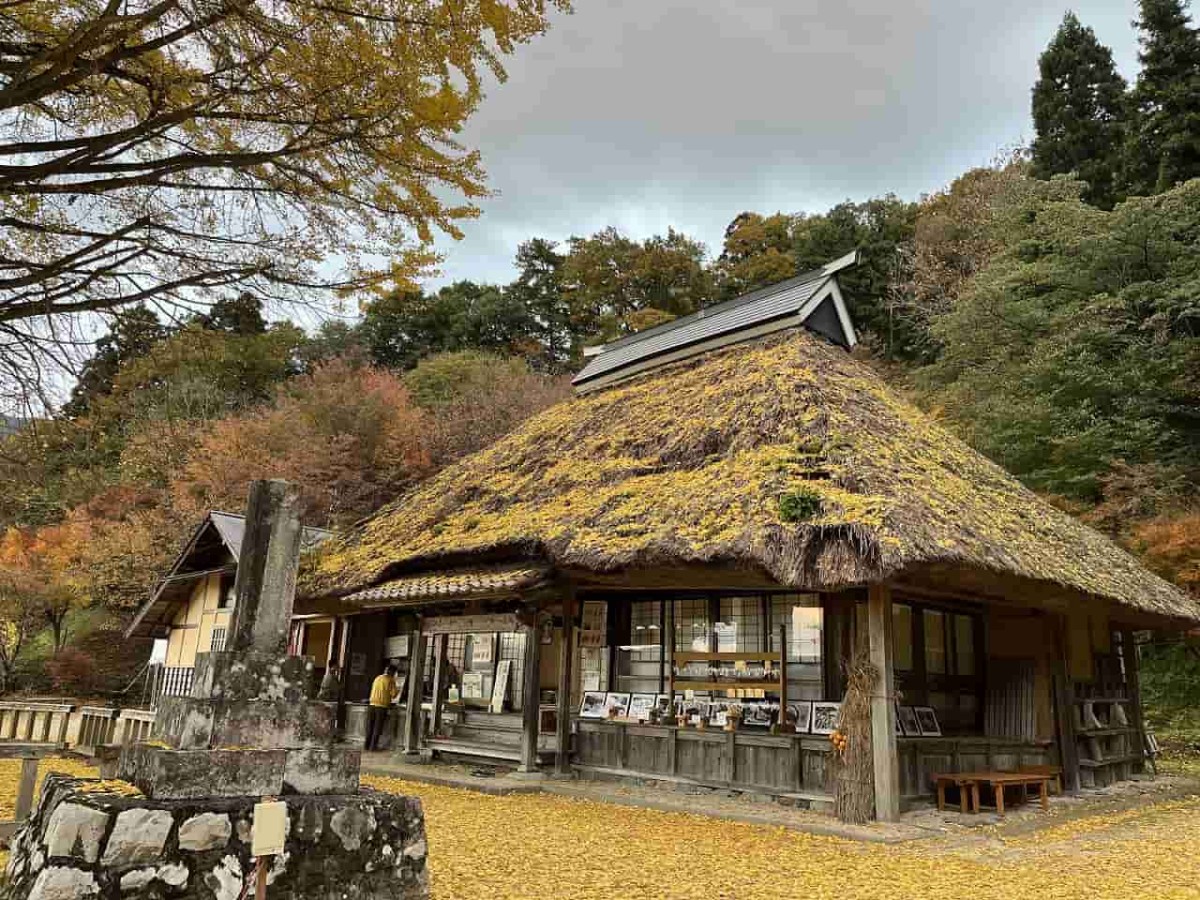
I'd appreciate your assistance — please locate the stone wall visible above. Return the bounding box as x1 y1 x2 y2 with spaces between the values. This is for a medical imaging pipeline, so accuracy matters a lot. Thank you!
4 775 429 900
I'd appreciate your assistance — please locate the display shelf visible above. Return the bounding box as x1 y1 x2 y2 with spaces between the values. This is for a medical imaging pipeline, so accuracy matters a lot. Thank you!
670 680 781 692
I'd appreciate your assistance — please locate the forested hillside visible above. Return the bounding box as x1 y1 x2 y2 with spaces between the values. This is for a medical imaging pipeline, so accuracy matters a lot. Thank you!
0 1 1197 712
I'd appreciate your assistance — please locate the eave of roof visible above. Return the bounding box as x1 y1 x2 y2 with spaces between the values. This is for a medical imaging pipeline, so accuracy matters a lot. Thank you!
343 564 550 609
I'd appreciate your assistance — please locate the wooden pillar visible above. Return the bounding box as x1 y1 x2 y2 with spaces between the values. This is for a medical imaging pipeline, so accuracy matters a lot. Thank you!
867 584 900 822
429 633 449 741
555 594 576 775
1051 614 1081 793
519 620 542 773
1121 629 1149 772
402 629 428 756
665 598 676 722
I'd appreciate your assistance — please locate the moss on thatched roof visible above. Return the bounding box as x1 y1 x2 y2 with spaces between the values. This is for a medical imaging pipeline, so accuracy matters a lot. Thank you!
306 330 1198 622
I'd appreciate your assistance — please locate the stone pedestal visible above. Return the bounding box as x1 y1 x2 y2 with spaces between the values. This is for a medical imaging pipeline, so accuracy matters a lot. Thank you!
3 774 428 900
116 648 356 800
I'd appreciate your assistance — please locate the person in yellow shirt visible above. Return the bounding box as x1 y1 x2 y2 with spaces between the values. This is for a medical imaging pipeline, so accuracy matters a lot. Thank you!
365 664 398 751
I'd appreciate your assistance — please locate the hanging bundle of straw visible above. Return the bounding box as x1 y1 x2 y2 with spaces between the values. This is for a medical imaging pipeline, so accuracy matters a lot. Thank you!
833 648 877 824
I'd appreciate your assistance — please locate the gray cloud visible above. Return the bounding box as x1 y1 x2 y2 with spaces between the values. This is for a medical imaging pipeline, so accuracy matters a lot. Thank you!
427 1 1142 286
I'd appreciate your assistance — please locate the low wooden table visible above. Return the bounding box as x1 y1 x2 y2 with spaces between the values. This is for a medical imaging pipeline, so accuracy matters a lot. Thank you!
933 771 1054 815
932 773 978 813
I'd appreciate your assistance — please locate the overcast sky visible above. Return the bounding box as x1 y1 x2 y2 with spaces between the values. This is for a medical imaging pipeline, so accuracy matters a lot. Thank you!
425 0 1143 288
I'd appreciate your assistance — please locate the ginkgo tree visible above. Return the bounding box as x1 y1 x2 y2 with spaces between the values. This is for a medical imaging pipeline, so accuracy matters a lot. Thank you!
0 0 568 398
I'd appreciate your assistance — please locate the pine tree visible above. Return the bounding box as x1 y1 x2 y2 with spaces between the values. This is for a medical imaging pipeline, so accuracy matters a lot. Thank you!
1126 0 1200 194
1031 12 1128 208
62 306 165 417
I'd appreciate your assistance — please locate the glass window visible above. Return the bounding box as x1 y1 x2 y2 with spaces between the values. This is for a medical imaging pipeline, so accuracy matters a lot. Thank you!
769 594 822 663
674 598 710 652
954 614 976 677
893 604 913 671
924 610 947 675
718 596 762 652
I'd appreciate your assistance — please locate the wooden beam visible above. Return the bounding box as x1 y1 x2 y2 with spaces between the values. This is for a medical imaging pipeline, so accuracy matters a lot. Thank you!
519 622 542 773
555 593 576 775
402 629 428 756
1051 615 1081 793
429 633 449 742
1122 629 1149 774
867 584 900 822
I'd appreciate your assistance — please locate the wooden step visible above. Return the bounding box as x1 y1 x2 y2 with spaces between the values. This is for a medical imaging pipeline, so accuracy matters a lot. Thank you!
428 738 524 763
449 724 523 746
428 736 559 765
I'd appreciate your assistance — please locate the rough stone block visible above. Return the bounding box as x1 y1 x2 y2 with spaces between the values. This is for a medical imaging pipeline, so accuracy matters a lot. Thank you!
26 866 99 899
117 744 286 800
153 696 216 750
154 697 335 751
190 651 314 703
211 699 336 750
4 775 429 899
177 811 232 852
100 808 173 867
42 802 108 862
283 747 361 795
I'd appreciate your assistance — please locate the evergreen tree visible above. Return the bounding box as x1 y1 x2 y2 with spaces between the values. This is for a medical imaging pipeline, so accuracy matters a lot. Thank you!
198 292 268 335
1126 0 1200 194
1031 12 1128 208
62 306 165 417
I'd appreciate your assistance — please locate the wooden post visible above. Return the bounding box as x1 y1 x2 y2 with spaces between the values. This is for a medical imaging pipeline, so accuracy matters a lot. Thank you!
402 630 428 756
1051 615 1081 793
519 620 542 773
429 633 448 741
57 707 71 747
15 755 37 823
777 624 788 725
867 584 900 822
1122 629 1149 773
665 598 676 722
555 594 576 775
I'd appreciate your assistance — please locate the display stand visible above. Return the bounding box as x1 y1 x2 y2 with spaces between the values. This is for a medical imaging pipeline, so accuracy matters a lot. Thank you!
668 625 788 727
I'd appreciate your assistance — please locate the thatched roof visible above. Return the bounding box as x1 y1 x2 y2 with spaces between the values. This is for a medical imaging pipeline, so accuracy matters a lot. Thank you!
305 330 1198 623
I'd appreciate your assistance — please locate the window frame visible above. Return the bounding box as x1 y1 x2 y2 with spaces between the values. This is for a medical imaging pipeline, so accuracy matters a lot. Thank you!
891 594 985 734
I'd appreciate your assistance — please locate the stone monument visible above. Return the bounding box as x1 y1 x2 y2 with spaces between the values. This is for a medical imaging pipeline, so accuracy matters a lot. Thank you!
4 481 429 900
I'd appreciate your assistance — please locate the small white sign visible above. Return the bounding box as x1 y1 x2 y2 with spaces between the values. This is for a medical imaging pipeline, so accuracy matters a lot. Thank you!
251 800 288 857
490 659 512 714
384 634 410 658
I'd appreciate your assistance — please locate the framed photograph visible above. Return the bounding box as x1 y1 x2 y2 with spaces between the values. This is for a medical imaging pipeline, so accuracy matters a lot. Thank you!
461 672 484 700
468 633 494 667
604 692 631 718
680 697 704 724
741 702 774 728
786 701 813 733
811 701 841 735
579 690 608 719
914 706 942 737
627 693 657 722
707 700 730 727
653 694 674 717
897 705 921 737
